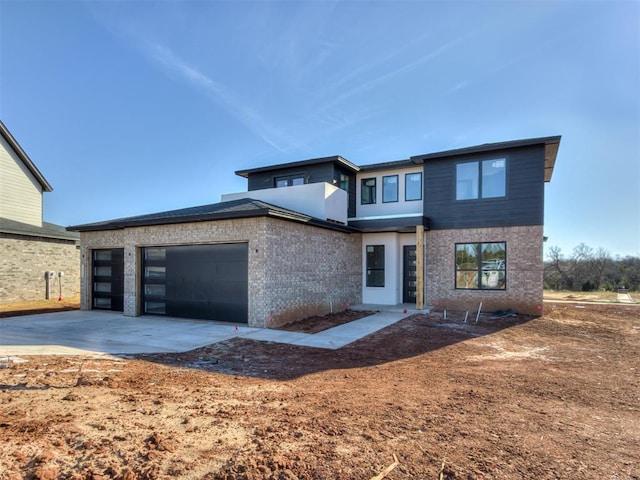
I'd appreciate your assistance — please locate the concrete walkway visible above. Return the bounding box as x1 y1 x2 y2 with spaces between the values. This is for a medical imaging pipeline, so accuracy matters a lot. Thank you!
0 307 418 356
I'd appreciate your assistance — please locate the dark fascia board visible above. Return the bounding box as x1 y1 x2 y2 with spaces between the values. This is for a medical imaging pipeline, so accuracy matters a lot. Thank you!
358 158 419 172
0 120 53 192
67 199 358 234
235 155 360 178
348 215 431 233
410 135 562 182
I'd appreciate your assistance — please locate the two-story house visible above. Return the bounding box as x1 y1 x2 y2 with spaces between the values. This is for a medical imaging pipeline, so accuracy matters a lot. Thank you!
0 121 80 303
69 135 560 326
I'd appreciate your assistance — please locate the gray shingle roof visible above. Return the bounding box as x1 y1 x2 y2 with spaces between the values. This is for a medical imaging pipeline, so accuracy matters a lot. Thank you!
67 198 355 233
0 217 79 241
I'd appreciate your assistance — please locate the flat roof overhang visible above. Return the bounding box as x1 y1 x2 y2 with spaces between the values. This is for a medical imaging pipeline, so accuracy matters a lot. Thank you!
410 135 561 182
348 216 431 233
235 155 360 178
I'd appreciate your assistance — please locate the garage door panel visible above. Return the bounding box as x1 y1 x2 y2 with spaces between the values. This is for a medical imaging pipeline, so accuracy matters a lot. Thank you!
142 243 248 323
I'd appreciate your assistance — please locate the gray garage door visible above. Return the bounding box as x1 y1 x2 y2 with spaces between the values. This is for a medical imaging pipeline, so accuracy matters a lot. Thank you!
142 243 248 323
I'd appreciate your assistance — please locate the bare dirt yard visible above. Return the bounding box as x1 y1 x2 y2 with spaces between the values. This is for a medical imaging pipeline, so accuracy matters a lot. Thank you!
1 302 639 479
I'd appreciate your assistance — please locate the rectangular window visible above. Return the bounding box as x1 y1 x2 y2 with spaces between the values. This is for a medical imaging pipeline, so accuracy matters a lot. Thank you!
382 175 398 203
275 175 305 187
361 178 376 204
366 245 385 287
456 158 506 200
481 159 506 198
338 173 349 191
455 242 506 290
405 172 422 201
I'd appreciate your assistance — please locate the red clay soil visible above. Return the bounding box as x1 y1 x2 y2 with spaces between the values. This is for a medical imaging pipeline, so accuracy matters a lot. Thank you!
1 303 638 479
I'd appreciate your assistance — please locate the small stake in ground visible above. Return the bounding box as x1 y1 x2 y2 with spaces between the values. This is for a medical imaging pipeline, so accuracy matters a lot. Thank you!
475 301 483 323
438 457 446 480
370 454 398 480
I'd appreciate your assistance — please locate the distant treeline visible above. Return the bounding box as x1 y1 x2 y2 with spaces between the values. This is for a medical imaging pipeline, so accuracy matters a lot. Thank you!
544 243 640 292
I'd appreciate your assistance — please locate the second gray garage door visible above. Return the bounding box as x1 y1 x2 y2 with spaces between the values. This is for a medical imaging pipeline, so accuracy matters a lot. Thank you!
142 243 248 323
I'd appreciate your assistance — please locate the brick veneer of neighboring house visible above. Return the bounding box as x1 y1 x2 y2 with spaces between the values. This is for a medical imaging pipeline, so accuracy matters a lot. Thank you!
78 216 362 327
0 233 80 302
425 225 544 315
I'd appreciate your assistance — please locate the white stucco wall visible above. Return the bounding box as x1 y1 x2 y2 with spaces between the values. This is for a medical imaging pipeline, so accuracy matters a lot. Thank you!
354 167 423 220
362 232 416 305
221 182 348 224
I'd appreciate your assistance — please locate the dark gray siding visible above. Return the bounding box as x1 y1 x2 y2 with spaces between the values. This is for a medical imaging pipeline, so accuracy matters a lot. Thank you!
247 163 335 191
247 162 356 218
424 144 545 229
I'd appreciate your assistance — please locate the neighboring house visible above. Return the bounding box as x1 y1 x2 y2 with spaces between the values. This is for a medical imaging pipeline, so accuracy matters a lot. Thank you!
68 136 560 327
0 121 80 303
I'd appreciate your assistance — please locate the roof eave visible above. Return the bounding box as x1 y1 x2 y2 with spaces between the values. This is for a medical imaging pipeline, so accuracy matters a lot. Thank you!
235 155 360 178
0 121 53 192
410 135 562 165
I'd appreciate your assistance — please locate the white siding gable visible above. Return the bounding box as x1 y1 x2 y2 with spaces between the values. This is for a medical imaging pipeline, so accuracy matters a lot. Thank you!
0 133 44 227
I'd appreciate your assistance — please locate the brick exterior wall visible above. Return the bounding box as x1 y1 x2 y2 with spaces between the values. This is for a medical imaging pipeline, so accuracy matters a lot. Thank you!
79 217 362 327
0 234 80 303
262 219 361 327
424 225 544 315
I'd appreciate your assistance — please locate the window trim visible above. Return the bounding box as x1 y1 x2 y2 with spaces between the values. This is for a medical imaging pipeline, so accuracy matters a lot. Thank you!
456 157 507 201
405 172 422 201
455 241 507 290
365 244 385 287
382 175 399 203
361 177 377 205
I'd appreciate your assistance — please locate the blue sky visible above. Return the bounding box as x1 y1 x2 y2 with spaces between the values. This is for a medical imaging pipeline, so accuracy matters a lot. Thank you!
1 0 638 257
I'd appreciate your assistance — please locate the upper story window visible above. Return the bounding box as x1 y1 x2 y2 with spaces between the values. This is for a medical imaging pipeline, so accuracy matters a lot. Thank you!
275 174 305 188
338 173 349 192
382 175 398 203
456 158 506 200
361 178 376 204
405 172 422 201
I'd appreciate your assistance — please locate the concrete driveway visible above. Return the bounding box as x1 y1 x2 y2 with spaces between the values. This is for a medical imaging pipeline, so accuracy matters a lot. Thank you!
0 309 412 356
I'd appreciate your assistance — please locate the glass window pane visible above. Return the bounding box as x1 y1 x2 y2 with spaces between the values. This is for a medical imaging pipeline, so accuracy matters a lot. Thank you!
405 172 422 201
382 175 398 203
365 245 385 287
456 271 478 289
145 284 166 296
366 245 385 269
145 248 166 261
145 266 166 279
276 179 288 188
338 173 349 191
366 269 385 287
94 266 112 277
93 250 112 261
456 244 478 270
94 282 111 293
481 242 506 289
94 297 112 308
145 301 166 315
482 159 506 198
456 162 479 200
291 176 304 186
361 178 376 204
